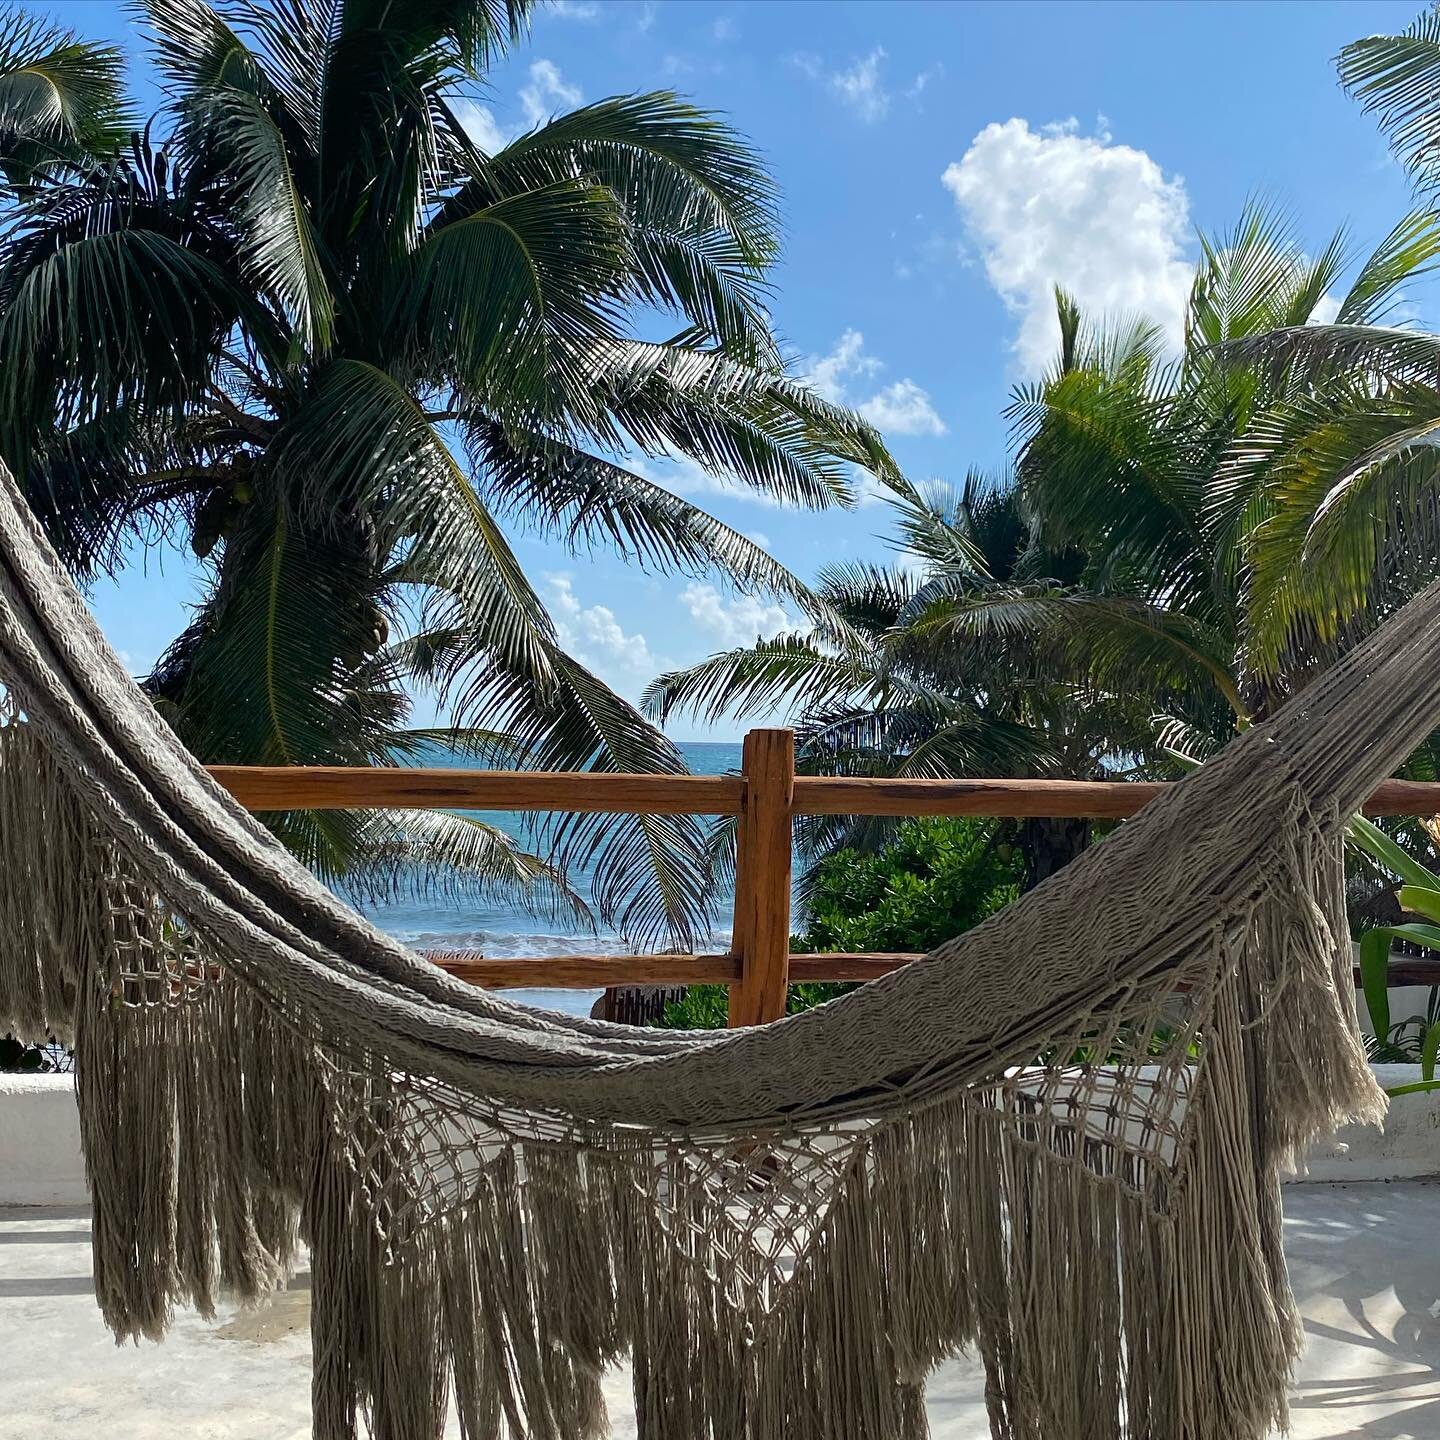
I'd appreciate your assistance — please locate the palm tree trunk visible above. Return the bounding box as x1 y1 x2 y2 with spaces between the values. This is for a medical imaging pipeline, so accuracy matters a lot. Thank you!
1019 815 1091 890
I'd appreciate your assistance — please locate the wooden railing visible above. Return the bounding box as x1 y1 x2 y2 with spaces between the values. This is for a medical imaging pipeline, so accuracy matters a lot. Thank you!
208 728 1440 1027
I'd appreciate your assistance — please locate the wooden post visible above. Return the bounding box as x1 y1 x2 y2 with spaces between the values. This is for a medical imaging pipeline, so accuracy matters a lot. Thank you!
728 728 795 1027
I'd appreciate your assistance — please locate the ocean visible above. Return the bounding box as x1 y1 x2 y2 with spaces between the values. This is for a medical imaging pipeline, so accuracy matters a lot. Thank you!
349 740 743 1018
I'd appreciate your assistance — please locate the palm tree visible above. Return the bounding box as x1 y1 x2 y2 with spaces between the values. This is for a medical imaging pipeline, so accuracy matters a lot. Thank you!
999 203 1440 748
0 9 130 184
644 472 1159 890
1154 15 1440 693
647 202 1440 890
0 0 894 946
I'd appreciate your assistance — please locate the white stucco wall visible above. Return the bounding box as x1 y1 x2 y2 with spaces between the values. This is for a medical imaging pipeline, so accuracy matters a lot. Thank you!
0 1073 85 1205
3 1064 1439 1207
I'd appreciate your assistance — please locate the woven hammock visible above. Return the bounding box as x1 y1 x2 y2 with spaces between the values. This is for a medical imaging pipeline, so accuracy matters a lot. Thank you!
0 448 1423 1440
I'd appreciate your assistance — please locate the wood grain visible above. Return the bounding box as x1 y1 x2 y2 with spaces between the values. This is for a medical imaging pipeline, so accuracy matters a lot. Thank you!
427 952 740 989
209 766 743 815
209 764 1440 820
426 949 1440 992
727 729 795 1027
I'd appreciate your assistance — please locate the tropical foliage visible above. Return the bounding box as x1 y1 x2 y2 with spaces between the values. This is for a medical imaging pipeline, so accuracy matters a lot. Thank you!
651 189 1440 902
796 816 1022 953
0 0 894 946
646 470 1154 887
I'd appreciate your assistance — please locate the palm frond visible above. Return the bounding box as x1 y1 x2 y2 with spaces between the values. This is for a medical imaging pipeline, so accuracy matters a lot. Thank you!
465 419 835 621
1339 210 1440 325
643 633 874 728
0 8 131 178
450 643 717 948
408 176 630 418
442 93 780 360
153 490 386 765
175 82 335 349
1340 13 1440 198
271 358 560 690
340 806 590 924
584 339 896 507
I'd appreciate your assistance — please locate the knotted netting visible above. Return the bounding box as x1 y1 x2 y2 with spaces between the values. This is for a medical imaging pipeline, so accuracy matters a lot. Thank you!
0 446 1423 1440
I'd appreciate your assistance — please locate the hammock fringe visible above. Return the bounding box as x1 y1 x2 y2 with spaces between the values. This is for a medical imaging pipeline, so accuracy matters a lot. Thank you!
0 703 1389 1438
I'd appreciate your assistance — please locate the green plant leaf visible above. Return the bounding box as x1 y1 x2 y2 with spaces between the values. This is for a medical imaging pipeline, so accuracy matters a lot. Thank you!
1347 814 1440 890
1399 884 1440 925
1422 1019 1440 1082
1359 926 1396 1041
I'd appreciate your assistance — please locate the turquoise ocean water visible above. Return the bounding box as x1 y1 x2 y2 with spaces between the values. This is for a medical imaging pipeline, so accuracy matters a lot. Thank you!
349 740 743 1017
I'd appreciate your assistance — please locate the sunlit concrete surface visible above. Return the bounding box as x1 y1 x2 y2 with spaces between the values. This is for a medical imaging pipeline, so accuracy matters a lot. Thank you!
3 1184 1439 1438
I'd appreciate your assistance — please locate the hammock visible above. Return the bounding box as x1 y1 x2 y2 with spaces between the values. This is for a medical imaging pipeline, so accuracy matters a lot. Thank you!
0 449 1418 1440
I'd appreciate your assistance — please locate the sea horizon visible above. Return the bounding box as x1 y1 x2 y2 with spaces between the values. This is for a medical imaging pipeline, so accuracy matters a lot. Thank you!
349 739 743 1017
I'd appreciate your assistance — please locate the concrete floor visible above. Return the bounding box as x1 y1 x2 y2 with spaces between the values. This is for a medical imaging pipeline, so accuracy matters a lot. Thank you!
3 1184 1440 1438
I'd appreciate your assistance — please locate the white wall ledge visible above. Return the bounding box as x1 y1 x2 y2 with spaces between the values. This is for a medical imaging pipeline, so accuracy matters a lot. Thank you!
2 1065 1438 1207
0 1072 86 1206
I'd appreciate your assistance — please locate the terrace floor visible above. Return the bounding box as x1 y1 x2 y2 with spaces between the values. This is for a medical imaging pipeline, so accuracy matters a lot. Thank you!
4 1183 1440 1438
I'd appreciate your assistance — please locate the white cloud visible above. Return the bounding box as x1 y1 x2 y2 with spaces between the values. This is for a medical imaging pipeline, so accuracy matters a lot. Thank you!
942 118 1194 374
547 0 598 17
452 97 512 154
859 379 946 438
803 330 945 438
546 573 656 692
806 328 881 403
711 15 738 42
454 60 581 151
637 453 790 510
906 63 943 100
1310 292 1342 326
831 47 889 123
680 582 792 648
744 530 772 551
519 59 582 129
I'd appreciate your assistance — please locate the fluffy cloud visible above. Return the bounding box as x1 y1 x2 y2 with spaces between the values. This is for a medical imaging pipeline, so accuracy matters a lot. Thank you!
805 330 945 437
452 98 511 154
832 47 889 123
861 379 947 438
942 118 1194 374
547 0 598 17
546 573 656 693
680 582 792 648
519 60 582 129
453 60 581 155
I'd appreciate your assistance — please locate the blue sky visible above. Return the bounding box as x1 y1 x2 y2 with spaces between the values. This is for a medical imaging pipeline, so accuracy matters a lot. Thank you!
59 0 1428 738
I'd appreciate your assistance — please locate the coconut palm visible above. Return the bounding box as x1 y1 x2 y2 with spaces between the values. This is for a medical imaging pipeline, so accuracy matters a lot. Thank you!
648 202 1440 892
1158 16 1440 691
0 0 894 946
645 471 1162 889
0 8 130 185
1001 202 1440 747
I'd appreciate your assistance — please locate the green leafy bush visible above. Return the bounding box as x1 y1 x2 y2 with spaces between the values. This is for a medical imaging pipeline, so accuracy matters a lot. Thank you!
655 818 1022 1030
797 817 1023 954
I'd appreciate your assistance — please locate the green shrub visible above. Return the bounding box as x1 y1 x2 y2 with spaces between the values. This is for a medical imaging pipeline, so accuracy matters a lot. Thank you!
797 816 1023 954
655 818 1022 1030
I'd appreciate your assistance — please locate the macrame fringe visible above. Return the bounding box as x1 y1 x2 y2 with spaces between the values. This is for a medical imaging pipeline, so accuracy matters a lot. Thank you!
73 971 308 1341
0 714 107 1042
0 718 1389 1440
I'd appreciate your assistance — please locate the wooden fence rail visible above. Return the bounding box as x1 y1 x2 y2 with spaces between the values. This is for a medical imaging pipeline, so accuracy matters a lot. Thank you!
209 729 1440 1027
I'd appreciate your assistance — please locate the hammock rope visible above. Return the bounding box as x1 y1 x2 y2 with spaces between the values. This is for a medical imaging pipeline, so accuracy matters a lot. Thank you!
0 452 1419 1439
